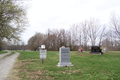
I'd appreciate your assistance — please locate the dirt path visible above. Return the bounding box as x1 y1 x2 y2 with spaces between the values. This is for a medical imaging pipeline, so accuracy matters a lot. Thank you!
0 52 19 80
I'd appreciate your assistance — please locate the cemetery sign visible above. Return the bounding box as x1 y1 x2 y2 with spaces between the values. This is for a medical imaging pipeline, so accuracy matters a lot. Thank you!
39 45 47 63
40 49 47 59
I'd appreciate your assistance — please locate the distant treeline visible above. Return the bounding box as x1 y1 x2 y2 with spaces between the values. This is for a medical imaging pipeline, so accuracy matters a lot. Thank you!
2 17 119 51
27 28 120 51
6 45 28 51
26 17 120 51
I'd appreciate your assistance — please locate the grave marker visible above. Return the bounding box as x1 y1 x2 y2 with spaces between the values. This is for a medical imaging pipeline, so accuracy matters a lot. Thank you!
90 46 103 54
102 47 107 52
57 47 73 67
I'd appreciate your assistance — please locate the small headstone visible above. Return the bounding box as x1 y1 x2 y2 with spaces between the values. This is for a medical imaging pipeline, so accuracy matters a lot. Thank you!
90 46 103 54
78 47 83 53
102 47 107 52
78 48 81 53
57 47 73 67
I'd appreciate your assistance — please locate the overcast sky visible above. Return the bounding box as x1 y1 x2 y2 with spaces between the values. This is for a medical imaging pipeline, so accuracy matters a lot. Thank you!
20 0 120 44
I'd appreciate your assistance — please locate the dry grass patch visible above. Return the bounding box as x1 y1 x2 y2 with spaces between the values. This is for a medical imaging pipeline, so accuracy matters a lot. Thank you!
27 70 55 80
58 69 81 75
20 59 40 62
11 58 55 80
77 54 91 57
7 59 21 80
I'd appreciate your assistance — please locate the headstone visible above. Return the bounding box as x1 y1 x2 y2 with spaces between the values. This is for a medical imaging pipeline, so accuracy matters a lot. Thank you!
102 47 107 52
78 48 81 52
78 47 83 53
90 46 103 54
57 47 73 67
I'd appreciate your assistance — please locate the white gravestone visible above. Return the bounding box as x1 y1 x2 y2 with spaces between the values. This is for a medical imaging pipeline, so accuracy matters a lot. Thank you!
40 49 47 59
57 48 73 67
102 47 107 52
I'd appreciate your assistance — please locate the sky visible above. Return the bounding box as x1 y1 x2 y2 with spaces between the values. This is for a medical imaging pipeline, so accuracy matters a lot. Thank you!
20 0 120 44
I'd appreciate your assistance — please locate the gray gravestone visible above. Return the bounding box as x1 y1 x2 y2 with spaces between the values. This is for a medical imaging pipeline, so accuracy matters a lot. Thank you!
57 48 73 67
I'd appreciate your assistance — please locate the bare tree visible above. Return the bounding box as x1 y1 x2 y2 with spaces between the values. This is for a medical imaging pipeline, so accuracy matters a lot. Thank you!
69 24 79 48
80 20 89 50
86 18 101 46
98 26 106 46
110 12 120 39
101 30 117 50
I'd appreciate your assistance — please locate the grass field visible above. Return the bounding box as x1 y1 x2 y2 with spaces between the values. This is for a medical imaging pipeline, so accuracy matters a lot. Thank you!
0 50 7 54
13 51 120 80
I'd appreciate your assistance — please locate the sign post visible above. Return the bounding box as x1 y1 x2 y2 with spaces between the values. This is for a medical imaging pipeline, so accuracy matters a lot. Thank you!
42 59 44 63
39 45 47 63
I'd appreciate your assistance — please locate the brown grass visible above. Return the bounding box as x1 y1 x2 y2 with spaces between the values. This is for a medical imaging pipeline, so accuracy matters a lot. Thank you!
78 54 91 57
57 69 81 75
27 70 55 80
8 59 55 80
7 59 21 80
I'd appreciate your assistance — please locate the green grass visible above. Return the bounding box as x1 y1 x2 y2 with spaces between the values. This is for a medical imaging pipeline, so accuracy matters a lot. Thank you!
5 51 15 57
0 50 7 54
0 51 16 60
16 51 120 80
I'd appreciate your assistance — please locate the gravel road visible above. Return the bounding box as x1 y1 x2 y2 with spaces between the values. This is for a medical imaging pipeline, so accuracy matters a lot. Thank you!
0 52 20 80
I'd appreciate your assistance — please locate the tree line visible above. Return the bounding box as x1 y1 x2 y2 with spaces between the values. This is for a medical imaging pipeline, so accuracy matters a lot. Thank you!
28 16 120 51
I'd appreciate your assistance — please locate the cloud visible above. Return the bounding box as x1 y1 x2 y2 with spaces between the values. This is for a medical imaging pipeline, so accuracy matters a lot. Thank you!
21 0 120 43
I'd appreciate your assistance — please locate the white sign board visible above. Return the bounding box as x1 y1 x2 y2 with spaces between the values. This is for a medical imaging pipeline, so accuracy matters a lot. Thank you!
40 49 47 59
41 45 45 49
